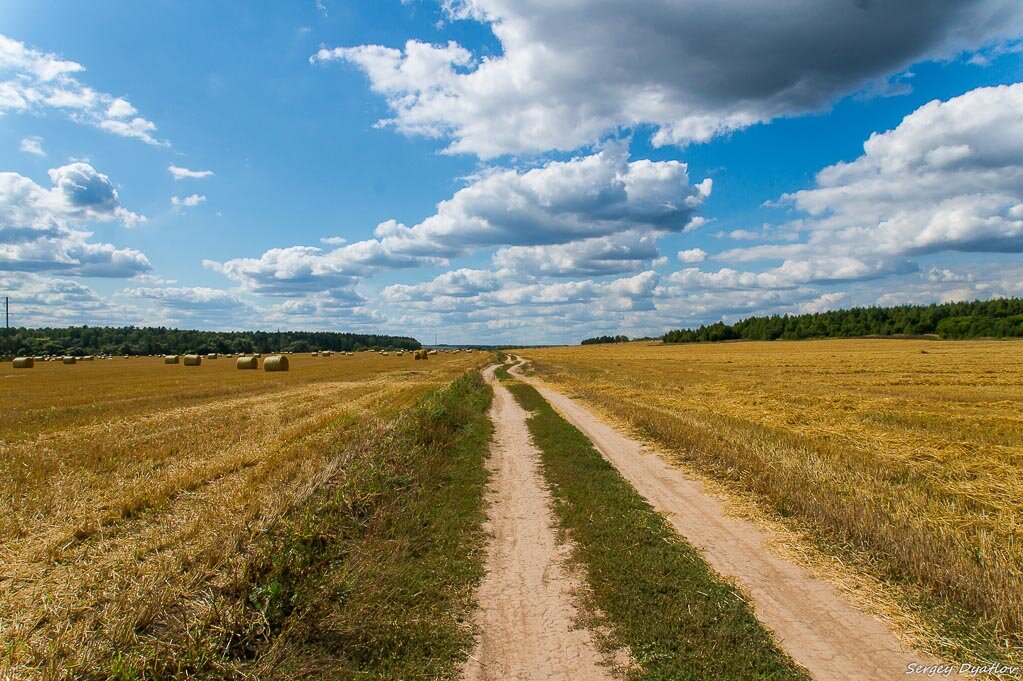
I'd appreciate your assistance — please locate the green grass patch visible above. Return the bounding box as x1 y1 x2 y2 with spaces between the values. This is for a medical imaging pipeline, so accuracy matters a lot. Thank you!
493 362 515 381
193 370 495 680
246 370 493 679
505 380 809 680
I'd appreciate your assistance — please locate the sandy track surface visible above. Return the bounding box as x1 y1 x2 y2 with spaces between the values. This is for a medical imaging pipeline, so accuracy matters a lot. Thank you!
509 360 941 681
464 367 613 681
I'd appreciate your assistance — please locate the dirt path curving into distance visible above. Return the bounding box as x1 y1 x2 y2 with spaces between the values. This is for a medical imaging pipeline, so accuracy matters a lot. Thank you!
508 358 945 681
463 366 614 681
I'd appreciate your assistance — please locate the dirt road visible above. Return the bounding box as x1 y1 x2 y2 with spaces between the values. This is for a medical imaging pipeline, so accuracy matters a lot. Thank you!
508 359 939 681
463 366 613 680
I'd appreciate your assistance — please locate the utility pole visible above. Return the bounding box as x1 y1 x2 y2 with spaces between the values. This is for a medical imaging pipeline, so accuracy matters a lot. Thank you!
4 296 9 357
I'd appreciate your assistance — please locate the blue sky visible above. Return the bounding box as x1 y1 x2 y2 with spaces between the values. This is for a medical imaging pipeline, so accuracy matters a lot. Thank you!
2 1 1022 344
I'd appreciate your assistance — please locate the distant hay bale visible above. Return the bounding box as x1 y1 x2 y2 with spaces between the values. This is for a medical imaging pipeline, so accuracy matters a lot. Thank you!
237 356 258 370
311 351 318 357
184 354 202 366
207 353 219 360
253 352 261 357
414 349 428 360
62 356 76 365
264 355 289 372
380 351 389 356
428 349 437 355
82 355 94 361
164 355 180 364
13 357 34 369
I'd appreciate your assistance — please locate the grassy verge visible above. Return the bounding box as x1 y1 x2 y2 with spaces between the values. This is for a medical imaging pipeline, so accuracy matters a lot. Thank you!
238 370 493 679
98 370 493 680
503 378 808 680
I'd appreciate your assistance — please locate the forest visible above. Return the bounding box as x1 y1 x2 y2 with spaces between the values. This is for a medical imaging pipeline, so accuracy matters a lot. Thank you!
580 334 631 345
2 326 421 357
663 297 1023 343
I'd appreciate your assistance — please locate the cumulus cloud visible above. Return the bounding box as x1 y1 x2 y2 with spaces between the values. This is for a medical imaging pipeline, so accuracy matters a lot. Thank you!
677 247 707 264
171 193 206 208
0 272 145 326
19 136 44 156
0 162 150 277
209 146 709 293
799 291 848 314
723 84 1023 277
168 164 214 180
316 0 1023 156
1 34 167 146
493 231 661 277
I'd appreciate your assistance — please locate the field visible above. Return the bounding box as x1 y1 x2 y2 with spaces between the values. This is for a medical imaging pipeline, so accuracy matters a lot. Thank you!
517 339 1023 663
0 352 484 677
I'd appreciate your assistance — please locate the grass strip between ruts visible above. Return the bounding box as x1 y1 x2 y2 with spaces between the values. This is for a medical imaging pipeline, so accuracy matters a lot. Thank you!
504 375 809 680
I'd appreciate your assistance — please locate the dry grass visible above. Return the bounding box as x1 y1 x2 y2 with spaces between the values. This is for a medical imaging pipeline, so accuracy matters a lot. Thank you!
517 339 1023 664
0 352 481 678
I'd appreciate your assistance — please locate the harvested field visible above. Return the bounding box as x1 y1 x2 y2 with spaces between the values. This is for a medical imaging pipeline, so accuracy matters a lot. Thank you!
517 339 1023 664
0 352 482 677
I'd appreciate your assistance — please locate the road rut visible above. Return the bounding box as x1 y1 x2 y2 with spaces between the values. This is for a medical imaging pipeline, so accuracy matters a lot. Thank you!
510 359 942 681
463 366 613 681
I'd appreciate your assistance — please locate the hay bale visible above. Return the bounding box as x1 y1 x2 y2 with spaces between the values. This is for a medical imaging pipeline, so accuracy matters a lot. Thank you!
62 356 77 365
428 350 437 355
13 357 34 369
253 352 261 357
164 355 180 364
237 356 258 370
264 355 289 372
184 354 202 366
207 353 219 360
81 355 94 361
380 351 389 356
311 351 318 357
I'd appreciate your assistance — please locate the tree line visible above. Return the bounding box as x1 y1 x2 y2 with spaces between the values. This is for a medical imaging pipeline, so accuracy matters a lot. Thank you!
3 326 421 357
581 334 631 345
663 297 1023 343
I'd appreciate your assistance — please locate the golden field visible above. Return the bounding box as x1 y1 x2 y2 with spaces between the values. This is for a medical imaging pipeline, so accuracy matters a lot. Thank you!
0 352 481 677
518 339 1023 660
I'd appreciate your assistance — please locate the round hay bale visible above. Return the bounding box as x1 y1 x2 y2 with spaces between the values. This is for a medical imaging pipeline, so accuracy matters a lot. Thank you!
62 356 77 365
13 357 34 369
206 353 219 360
264 354 289 372
311 351 318 357
81 355 94 361
164 355 180 364
237 356 258 370
253 352 261 357
183 354 202 366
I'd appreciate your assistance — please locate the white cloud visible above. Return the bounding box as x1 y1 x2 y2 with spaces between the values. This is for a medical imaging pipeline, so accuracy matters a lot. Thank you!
0 33 167 146
0 272 150 327
317 0 1023 156
799 291 847 314
168 164 214 180
209 146 709 293
19 136 44 156
0 163 150 277
677 247 707 264
171 193 206 208
493 231 661 277
720 84 1023 288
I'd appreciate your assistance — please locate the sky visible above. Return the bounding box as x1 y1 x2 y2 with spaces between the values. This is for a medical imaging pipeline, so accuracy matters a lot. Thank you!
1 0 1022 345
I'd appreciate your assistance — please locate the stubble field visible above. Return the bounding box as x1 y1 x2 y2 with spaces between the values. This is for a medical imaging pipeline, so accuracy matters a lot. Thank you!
0 351 482 677
517 339 1023 663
